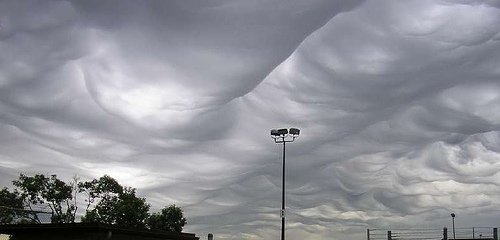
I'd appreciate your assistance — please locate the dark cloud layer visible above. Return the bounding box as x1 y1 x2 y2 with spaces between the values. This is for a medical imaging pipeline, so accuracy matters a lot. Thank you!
1 0 500 239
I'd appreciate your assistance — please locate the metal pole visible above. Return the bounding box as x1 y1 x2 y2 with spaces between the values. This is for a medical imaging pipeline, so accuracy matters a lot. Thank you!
281 140 286 240
271 128 299 240
367 229 370 240
452 217 456 239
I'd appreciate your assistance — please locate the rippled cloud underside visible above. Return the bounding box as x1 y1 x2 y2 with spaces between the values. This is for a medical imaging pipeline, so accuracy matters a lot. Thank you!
1 0 500 239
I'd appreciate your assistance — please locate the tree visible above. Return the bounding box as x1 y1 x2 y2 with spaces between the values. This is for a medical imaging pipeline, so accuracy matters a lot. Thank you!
147 204 187 232
78 175 123 212
111 188 150 228
80 176 150 229
2 173 187 232
12 174 76 223
0 188 25 224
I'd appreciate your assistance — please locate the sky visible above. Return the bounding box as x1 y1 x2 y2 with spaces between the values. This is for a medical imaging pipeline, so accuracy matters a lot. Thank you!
1 0 500 239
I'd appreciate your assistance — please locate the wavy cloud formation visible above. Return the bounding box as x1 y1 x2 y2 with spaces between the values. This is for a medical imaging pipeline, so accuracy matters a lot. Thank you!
1 0 500 239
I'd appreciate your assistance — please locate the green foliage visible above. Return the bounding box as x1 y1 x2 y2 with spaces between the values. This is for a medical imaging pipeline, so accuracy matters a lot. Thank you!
2 173 188 232
111 188 150 228
79 176 150 228
82 187 150 229
12 174 76 223
0 188 25 224
78 175 123 212
147 204 187 232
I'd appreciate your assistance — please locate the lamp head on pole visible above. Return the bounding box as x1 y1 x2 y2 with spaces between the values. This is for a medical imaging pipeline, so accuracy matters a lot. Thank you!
451 213 455 218
277 128 288 135
271 129 280 138
270 128 301 142
289 128 300 137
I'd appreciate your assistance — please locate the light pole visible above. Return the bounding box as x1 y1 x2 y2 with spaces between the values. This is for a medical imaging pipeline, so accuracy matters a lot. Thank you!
271 128 300 240
451 213 456 240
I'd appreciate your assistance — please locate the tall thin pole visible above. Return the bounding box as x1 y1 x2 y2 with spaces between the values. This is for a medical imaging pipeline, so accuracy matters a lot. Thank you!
271 128 300 240
281 140 286 240
452 216 456 239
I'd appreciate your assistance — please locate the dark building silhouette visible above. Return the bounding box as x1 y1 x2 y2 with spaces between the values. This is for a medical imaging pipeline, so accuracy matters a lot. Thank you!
0 223 199 240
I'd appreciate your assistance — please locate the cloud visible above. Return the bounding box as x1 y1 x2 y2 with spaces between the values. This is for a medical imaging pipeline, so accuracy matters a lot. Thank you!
1 0 500 239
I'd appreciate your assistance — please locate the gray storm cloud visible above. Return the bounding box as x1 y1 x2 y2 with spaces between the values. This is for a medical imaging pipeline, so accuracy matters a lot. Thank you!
1 0 500 239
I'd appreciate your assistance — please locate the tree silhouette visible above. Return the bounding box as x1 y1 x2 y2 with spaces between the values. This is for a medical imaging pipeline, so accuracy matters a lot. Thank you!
82 187 150 229
0 188 25 224
12 174 75 223
147 204 187 232
1 173 187 232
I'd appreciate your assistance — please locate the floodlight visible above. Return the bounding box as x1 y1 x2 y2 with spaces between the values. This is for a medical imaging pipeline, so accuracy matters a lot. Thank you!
289 128 300 136
269 127 300 240
277 128 288 135
271 129 280 137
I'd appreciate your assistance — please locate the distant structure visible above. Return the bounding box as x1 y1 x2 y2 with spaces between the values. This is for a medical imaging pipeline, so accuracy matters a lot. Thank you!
0 223 199 240
451 213 456 239
367 227 498 240
208 233 213 240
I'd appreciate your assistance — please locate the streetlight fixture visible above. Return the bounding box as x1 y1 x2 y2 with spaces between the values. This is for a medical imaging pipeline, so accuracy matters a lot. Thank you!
451 213 456 239
270 128 300 240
